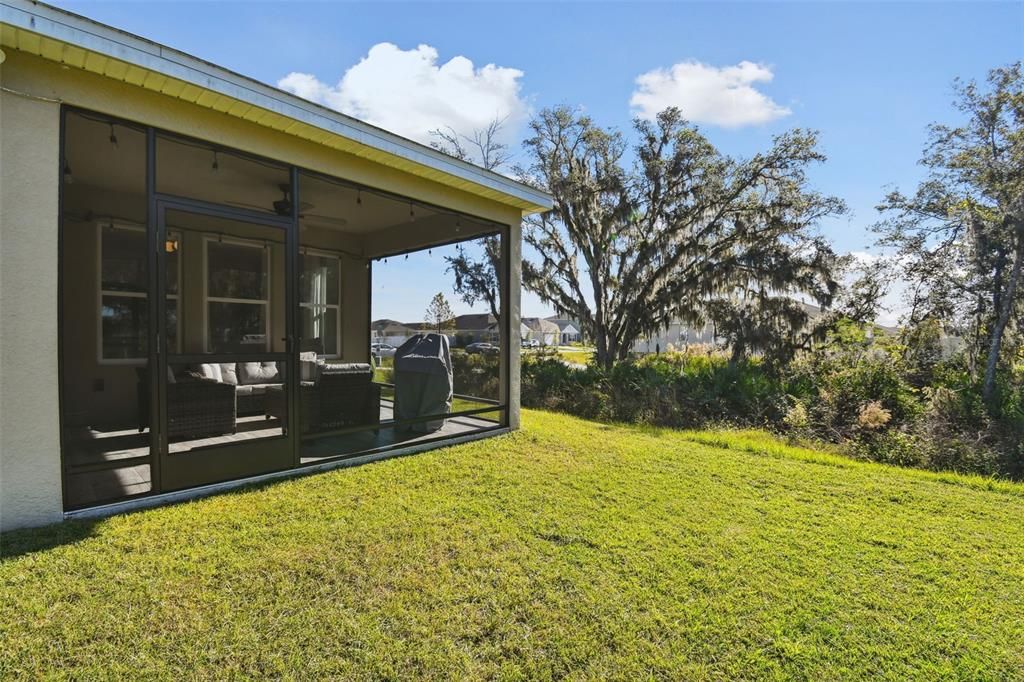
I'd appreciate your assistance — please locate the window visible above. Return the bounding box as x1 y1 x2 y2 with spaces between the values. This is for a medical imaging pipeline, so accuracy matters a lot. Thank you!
98 223 179 362
205 237 270 352
299 250 341 357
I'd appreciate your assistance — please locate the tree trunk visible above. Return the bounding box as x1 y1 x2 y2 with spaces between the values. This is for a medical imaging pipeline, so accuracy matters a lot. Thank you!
594 324 611 370
982 231 1023 410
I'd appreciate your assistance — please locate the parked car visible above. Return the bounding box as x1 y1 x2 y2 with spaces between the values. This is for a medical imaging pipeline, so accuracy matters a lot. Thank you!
466 342 500 355
522 338 541 349
371 343 397 358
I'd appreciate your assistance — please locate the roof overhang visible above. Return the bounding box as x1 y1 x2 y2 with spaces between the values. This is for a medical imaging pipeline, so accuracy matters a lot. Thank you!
0 0 553 215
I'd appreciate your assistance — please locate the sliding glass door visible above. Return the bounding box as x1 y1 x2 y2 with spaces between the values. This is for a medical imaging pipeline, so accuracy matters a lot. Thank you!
153 201 297 491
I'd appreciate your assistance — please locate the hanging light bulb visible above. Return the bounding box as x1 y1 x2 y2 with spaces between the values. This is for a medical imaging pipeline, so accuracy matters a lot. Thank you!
356 188 362 206
108 123 118 147
409 203 415 222
211 150 219 171
62 158 74 184
455 216 461 233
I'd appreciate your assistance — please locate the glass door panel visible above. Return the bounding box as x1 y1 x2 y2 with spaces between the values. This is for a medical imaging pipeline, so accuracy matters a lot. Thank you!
156 204 296 491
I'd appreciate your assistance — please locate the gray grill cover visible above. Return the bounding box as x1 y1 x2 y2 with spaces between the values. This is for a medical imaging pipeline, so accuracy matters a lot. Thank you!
394 333 453 433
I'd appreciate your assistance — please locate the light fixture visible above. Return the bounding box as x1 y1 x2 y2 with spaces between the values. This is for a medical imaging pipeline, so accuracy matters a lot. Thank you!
356 189 362 206
212 151 219 171
108 123 118 147
164 238 179 254
63 158 73 184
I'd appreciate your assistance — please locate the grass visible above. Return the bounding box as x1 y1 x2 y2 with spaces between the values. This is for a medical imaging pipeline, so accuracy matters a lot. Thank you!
556 349 593 365
2 410 1023 679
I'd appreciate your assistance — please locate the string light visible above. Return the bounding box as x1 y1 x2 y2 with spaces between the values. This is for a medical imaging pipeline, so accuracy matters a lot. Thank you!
108 123 118 147
211 151 219 171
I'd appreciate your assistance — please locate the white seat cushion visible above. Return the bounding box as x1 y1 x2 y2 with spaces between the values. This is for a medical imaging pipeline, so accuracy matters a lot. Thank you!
238 361 279 385
219 363 239 386
198 363 222 382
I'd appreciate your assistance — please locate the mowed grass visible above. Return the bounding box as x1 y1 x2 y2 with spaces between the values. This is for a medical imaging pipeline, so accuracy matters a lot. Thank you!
2 411 1023 679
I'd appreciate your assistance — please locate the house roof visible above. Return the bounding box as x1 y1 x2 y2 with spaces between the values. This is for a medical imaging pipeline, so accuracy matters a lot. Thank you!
371 319 415 332
545 317 581 333
0 0 553 215
521 317 560 334
452 314 496 331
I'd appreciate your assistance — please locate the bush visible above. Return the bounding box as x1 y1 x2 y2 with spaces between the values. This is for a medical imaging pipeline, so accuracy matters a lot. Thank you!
522 350 786 429
519 329 1024 479
451 349 501 400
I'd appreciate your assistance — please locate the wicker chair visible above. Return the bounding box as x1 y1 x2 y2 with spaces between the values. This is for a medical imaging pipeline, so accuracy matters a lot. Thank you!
265 364 380 434
136 369 237 439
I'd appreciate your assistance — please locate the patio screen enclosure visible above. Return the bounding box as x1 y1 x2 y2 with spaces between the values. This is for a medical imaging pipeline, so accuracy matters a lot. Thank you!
58 106 511 510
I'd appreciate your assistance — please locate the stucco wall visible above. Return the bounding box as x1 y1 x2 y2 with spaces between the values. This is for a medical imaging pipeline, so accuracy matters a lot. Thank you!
507 221 522 430
0 80 64 531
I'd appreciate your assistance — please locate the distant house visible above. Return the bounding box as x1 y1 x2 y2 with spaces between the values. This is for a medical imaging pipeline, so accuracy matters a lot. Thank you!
522 317 561 346
633 322 719 354
632 303 903 355
545 316 582 345
452 314 500 346
373 314 512 348
371 319 420 347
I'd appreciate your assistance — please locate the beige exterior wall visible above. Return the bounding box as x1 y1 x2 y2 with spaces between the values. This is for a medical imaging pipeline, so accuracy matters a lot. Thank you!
0 74 64 531
506 220 523 430
0 49 523 530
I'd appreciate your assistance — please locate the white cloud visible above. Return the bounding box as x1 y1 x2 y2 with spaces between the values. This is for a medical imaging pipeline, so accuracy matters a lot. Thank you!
630 60 791 128
277 43 527 146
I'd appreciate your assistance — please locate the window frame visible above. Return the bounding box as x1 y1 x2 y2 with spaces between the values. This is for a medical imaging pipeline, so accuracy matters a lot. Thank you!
96 221 181 365
202 234 272 353
299 247 343 358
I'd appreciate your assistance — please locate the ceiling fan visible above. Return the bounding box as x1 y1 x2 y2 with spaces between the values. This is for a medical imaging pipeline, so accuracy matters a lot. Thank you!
227 184 348 229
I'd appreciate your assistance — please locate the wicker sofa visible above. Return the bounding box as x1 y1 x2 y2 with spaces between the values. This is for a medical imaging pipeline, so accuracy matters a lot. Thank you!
193 361 284 416
137 360 380 440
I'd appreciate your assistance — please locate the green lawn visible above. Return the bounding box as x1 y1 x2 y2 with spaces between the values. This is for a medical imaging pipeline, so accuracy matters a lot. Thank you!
2 411 1023 679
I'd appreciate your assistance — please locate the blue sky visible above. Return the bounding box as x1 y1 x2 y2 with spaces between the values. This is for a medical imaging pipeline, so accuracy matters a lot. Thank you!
54 1 1023 324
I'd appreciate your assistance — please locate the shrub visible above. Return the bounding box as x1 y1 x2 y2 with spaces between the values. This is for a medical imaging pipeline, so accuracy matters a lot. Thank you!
518 329 1024 479
857 401 892 431
451 349 500 400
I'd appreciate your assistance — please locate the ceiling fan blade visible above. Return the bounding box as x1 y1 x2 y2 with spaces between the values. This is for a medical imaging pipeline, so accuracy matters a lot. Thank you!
224 200 271 212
